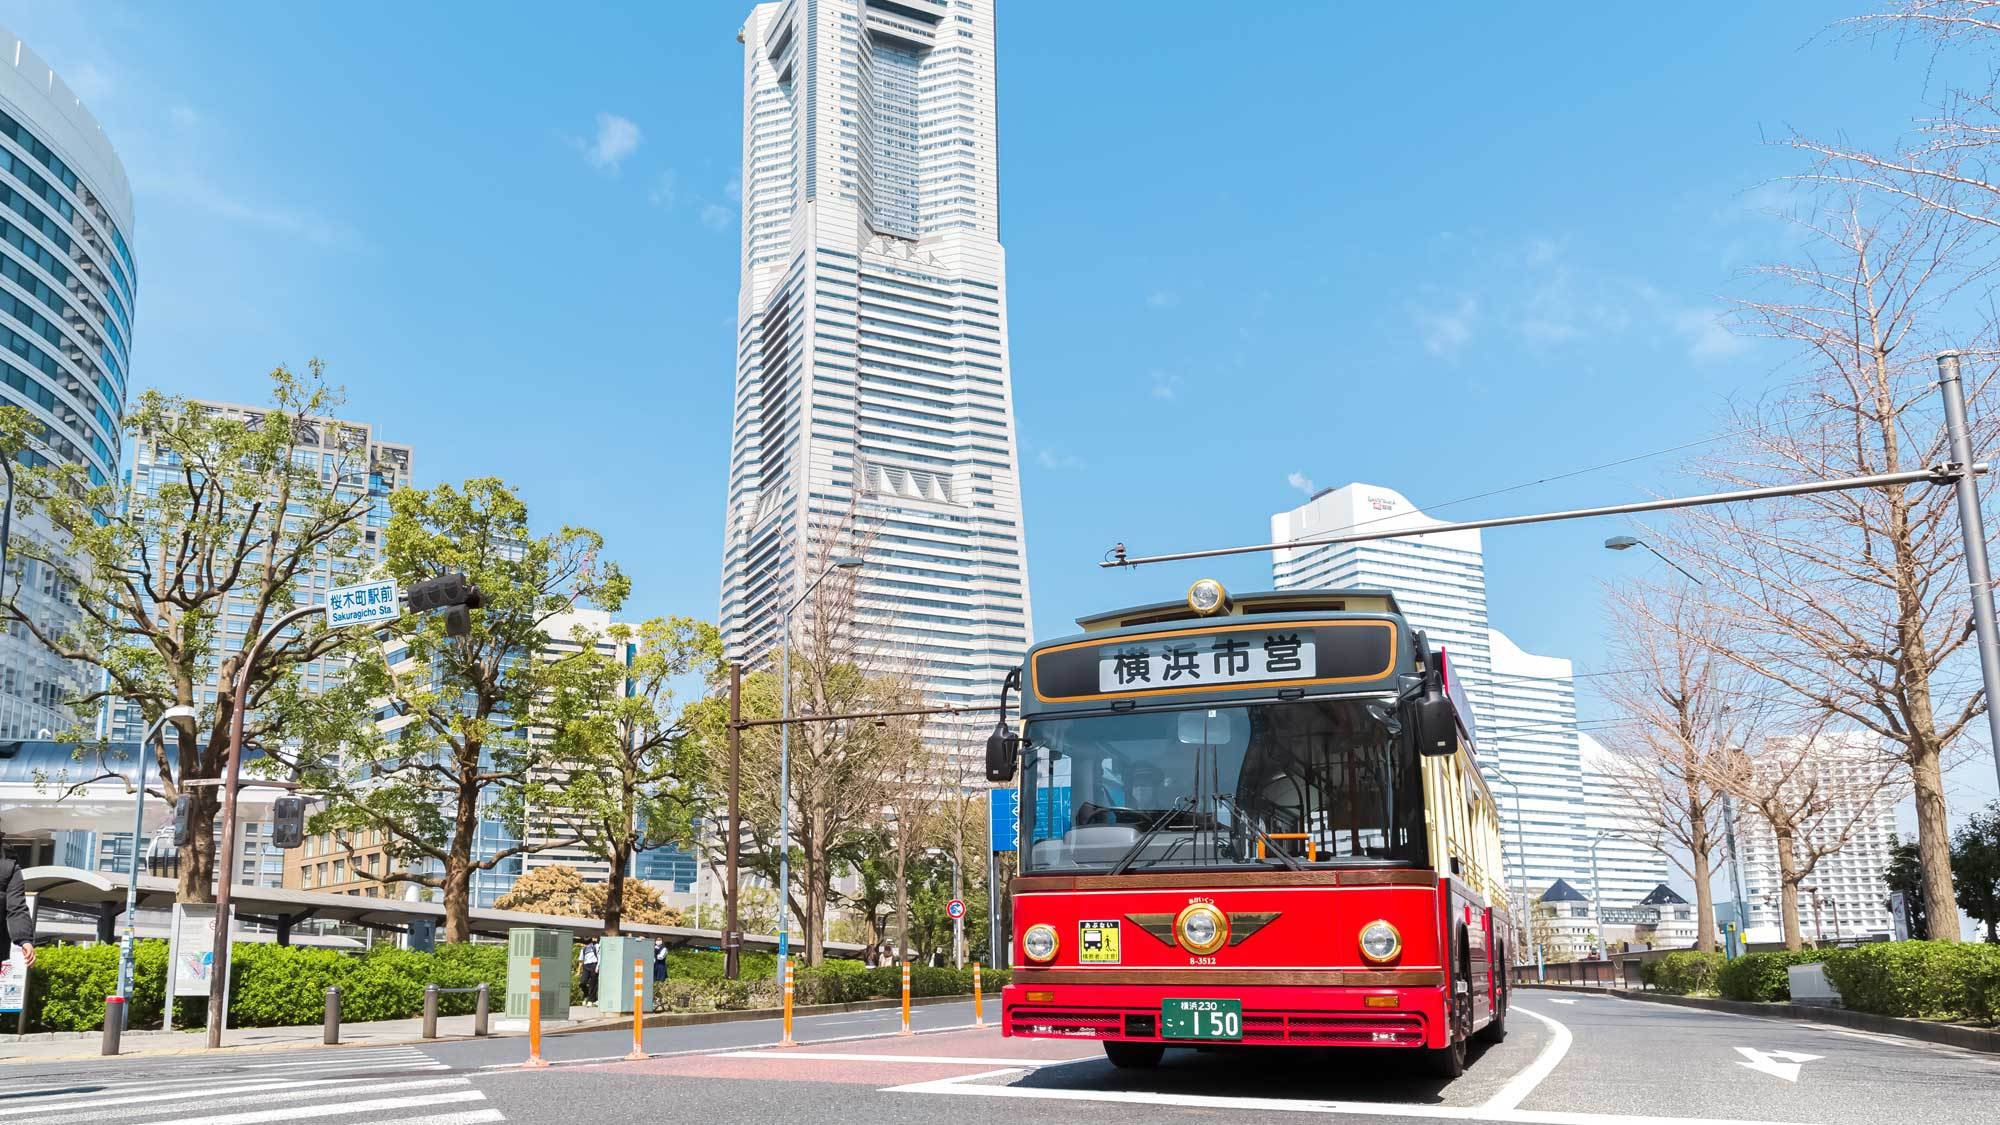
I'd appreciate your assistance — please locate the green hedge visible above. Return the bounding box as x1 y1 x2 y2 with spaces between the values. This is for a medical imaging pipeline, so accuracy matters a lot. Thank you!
19 941 507 1033
1717 950 1831 1002
1650 951 1725 996
1820 942 2000 1022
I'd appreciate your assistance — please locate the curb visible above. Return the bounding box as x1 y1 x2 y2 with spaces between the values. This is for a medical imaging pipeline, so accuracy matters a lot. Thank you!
0 993 984 1065
1520 984 2000 1054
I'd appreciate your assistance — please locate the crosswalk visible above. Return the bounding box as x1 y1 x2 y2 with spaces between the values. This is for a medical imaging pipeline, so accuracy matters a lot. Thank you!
0 1047 502 1125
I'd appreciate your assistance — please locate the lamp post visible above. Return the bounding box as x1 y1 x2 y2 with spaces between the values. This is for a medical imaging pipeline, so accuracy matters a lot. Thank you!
117 704 198 1020
1485 768 1530 963
775 554 863 965
1603 535 1704 585
1586 833 1621 959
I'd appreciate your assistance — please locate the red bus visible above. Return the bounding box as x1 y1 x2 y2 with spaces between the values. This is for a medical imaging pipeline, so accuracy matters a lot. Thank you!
984 581 1510 1076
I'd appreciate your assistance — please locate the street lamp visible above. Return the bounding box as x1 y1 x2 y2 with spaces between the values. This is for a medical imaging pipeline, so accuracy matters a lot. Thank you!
1603 535 1704 585
776 554 863 965
117 704 198 1019
1484 768 1531 963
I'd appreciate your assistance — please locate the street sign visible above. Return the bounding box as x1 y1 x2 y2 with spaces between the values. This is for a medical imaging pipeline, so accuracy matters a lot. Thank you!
327 578 401 628
947 898 966 920
1599 907 1660 926
988 788 1019 853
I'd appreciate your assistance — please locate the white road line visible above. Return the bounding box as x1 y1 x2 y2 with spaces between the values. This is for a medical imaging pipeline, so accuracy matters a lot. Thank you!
716 1051 1094 1067
1481 1005 1573 1113
140 1088 486 1125
884 1077 1824 1125
0 1079 470 1125
0 1080 303 1117
368 1113 502 1125
235 1060 448 1075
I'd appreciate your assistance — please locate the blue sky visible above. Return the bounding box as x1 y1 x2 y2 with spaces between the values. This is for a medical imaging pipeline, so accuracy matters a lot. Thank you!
6 1 1995 820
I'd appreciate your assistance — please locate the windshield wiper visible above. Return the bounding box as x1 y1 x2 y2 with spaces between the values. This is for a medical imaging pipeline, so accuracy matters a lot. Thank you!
1109 797 1193 875
1216 794 1305 872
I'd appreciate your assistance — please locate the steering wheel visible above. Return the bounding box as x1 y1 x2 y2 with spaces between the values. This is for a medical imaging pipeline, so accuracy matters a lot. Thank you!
1075 802 1152 828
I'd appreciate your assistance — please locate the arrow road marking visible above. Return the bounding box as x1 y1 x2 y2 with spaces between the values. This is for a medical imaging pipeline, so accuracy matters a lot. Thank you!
1547 998 1579 1005
1734 1046 1823 1083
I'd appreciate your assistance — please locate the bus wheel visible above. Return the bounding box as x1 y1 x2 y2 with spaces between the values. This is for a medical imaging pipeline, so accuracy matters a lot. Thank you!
1426 971 1471 1078
1104 1041 1165 1070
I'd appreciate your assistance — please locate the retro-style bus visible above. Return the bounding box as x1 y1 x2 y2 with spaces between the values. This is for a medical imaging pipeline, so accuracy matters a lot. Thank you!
983 581 1510 1076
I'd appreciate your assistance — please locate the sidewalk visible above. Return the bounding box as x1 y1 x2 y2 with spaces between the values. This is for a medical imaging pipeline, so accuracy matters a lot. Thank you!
0 1004 612 1063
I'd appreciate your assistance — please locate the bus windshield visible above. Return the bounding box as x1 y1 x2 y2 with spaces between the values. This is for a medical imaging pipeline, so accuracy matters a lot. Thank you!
1020 698 1427 873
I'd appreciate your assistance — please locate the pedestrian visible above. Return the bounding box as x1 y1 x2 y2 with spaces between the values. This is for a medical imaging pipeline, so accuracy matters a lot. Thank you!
653 938 668 984
580 937 600 1002
1 845 35 977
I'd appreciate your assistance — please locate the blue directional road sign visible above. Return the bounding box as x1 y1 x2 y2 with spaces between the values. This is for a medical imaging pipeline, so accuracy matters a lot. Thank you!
988 788 1019 853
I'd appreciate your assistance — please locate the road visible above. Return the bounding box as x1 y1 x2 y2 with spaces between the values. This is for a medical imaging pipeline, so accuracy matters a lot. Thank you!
2 989 1995 1124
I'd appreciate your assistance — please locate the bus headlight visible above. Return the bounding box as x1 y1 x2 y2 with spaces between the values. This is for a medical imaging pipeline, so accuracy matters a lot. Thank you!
1176 903 1229 955
1022 924 1059 963
1359 920 1402 963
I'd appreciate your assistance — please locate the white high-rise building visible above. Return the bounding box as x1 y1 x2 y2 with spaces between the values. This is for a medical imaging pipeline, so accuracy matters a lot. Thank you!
719 0 1032 746
1273 483 1658 906
1580 732 1672 909
1737 732 1898 942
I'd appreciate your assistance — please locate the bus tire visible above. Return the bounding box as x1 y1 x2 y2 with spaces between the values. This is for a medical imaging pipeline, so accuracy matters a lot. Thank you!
1104 1041 1165 1070
1426 946 1472 1079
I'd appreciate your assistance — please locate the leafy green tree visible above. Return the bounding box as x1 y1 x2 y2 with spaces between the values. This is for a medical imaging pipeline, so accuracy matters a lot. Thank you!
541 615 722 934
2 369 378 902
296 478 627 941
1952 803 2000 943
1885 834 1931 940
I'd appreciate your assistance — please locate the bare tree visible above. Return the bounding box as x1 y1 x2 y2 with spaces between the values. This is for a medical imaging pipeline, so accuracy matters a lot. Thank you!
1713 729 1904 949
1599 581 1754 952
1667 187 1997 940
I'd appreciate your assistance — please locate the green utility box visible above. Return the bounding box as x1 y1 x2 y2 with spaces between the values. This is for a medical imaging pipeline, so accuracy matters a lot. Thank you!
506 927 573 1019
596 935 654 1015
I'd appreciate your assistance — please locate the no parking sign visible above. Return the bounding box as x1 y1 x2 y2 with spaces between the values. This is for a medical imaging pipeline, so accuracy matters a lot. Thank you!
947 898 966 920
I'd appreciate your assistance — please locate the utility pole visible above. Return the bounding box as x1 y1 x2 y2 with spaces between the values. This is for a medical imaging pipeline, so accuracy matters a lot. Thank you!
1720 791 1750 956
724 664 742 980
1936 351 2000 796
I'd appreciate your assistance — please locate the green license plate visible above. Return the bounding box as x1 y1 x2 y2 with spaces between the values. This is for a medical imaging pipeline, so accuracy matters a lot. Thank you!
1160 998 1242 1040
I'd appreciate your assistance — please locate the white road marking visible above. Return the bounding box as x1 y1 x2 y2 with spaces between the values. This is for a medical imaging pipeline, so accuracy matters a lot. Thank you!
0 1078 471 1124
141 1088 486 1125
0 1080 304 1116
716 1050 1094 1067
1547 999 1578 1005
372 1113 503 1125
1733 1047 1821 1083
1481 1005 1572 1113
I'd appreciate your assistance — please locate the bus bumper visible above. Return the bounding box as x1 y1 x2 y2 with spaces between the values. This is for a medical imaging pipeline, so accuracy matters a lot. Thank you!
1000 982 1447 1050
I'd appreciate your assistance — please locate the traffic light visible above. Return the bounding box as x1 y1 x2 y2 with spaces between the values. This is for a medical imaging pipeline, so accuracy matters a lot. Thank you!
404 573 485 637
272 796 306 849
172 796 194 846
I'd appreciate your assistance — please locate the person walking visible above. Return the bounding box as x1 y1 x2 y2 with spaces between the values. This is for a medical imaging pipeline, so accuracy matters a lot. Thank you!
580 937 600 1003
2 847 36 973
652 938 667 984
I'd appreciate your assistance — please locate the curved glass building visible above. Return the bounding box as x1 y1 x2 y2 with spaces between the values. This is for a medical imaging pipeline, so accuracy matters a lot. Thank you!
0 26 135 740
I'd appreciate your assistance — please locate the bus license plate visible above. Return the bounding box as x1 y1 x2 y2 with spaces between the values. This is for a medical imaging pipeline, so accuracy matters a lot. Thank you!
1160 998 1242 1040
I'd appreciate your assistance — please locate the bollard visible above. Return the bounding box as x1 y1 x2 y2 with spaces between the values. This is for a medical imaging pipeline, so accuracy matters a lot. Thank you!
474 982 490 1037
973 961 984 1028
422 984 440 1039
101 996 125 1056
780 956 795 1047
900 961 912 1035
625 959 647 1061
523 956 548 1068
323 986 341 1045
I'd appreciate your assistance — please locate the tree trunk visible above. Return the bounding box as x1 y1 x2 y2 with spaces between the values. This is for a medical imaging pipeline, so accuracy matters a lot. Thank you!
443 787 479 944
176 786 219 903
805 870 828 966
603 840 629 936
1775 827 1804 951
1909 741 1961 942
1690 846 1718 954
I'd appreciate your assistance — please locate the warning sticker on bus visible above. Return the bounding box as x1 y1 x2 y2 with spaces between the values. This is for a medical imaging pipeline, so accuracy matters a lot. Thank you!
1079 920 1121 964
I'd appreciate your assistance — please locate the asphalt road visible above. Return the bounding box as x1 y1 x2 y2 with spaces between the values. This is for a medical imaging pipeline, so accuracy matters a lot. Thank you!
3 988 1995 1124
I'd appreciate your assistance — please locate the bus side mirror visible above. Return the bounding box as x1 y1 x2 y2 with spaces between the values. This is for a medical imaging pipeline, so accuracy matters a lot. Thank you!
986 723 1020 782
1416 693 1459 757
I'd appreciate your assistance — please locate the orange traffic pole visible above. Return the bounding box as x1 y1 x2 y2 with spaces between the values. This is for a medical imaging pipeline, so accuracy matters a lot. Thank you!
524 956 549 1069
780 956 796 1047
973 961 984 1027
900 961 912 1035
625 959 647 1061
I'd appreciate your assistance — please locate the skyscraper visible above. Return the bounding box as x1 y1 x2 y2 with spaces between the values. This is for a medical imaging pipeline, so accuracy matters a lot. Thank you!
1272 483 1667 906
719 0 1033 739
0 26 136 741
1736 732 1898 942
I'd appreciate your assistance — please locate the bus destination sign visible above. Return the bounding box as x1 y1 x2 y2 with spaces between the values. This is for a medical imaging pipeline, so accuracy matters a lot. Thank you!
1031 619 1396 703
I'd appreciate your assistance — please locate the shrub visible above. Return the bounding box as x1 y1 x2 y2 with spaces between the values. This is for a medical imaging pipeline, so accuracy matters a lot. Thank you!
1821 942 2000 1022
1652 951 1725 996
1717 950 1832 1003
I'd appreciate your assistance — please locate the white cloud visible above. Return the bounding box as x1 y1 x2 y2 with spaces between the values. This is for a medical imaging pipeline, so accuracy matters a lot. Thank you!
725 177 742 203
1148 370 1184 400
648 170 677 208
700 203 735 231
66 61 115 103
1287 471 1315 496
167 104 199 131
1671 306 1748 361
576 112 641 173
1412 294 1477 357
141 168 366 251
1146 289 1178 308
1035 448 1085 471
